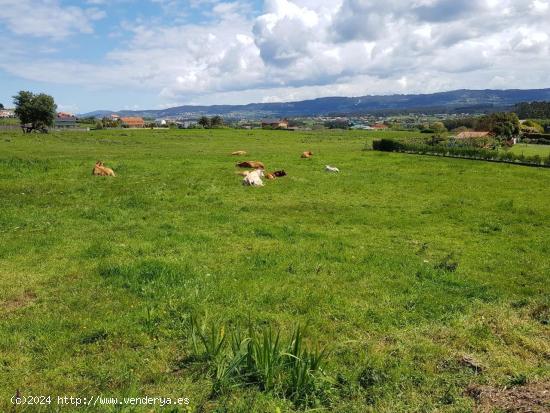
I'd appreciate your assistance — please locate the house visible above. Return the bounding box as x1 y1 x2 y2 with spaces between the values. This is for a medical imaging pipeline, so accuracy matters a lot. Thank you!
54 112 77 128
372 123 388 130
0 109 16 118
121 117 145 128
455 131 491 139
176 120 197 129
261 118 288 129
351 124 374 130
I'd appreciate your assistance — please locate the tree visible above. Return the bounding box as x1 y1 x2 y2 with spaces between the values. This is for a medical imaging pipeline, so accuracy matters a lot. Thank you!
521 120 544 134
515 101 550 119
324 119 350 129
211 115 224 128
477 112 520 140
13 91 57 133
431 122 447 136
0 103 4 109
198 116 211 128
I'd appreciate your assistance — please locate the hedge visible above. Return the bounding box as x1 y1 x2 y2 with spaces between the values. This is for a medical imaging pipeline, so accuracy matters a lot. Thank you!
372 139 550 167
522 133 550 145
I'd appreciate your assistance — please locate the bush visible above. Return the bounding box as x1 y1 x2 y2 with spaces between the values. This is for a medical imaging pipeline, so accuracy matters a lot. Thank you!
372 139 404 152
522 133 550 145
372 139 548 167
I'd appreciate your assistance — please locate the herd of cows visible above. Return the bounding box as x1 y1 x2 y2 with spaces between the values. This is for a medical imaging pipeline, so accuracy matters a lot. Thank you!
234 150 340 187
91 150 340 187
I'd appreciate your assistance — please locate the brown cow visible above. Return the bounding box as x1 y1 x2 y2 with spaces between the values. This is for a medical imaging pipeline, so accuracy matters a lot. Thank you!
236 161 265 169
301 151 313 158
92 161 116 177
231 150 248 156
265 170 286 180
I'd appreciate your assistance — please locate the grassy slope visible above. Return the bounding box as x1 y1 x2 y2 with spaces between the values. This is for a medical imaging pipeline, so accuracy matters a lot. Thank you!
0 129 548 412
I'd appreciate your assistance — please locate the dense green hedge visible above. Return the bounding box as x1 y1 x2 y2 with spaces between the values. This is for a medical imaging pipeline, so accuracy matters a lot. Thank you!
522 133 550 145
372 139 550 167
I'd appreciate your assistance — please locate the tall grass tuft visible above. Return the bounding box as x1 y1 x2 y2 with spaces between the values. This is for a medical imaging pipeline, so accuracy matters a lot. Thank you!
185 317 330 406
189 314 226 361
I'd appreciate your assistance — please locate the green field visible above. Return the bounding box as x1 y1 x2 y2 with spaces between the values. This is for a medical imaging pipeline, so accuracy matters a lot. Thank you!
508 143 550 157
1 129 548 412
0 118 19 126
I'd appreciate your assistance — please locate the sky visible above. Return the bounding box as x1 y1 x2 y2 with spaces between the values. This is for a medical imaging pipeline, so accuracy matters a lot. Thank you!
0 0 549 113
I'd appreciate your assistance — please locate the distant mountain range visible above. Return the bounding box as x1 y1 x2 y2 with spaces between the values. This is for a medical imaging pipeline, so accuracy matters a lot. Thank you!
80 88 550 119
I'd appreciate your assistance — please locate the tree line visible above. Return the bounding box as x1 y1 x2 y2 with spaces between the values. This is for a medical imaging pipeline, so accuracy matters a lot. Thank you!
197 115 224 128
514 101 550 119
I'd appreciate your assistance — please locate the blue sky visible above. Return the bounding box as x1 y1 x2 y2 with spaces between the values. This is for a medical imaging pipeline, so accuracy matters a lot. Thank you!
1 0 549 113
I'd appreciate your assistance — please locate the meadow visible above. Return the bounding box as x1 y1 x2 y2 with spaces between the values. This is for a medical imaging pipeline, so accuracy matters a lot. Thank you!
508 143 550 157
0 128 549 412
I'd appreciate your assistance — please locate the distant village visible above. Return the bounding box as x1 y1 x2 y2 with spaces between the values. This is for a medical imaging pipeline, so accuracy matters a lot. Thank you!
2 105 549 142
0 109 500 131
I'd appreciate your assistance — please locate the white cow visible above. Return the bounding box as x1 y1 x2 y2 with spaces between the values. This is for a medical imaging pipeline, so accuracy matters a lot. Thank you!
325 165 340 173
243 169 265 186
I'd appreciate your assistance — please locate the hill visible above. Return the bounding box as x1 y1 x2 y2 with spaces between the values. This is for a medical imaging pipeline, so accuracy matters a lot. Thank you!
80 88 550 119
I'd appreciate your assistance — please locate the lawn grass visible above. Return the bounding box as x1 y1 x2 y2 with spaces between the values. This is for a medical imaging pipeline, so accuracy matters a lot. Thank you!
508 143 550 157
0 129 549 412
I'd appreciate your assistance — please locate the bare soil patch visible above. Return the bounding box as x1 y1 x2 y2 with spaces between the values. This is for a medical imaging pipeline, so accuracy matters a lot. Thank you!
1 291 37 313
467 381 550 412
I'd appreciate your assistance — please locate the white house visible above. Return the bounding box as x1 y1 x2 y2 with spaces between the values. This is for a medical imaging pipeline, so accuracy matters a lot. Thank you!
0 109 16 118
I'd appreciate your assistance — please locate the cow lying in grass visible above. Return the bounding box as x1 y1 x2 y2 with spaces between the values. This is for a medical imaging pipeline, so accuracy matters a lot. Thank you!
237 161 265 169
266 170 287 180
92 161 116 177
231 150 247 156
325 165 340 173
301 151 313 158
243 169 265 187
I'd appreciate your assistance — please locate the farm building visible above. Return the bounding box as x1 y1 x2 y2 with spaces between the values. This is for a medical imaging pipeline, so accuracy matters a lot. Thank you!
54 112 77 128
261 118 288 129
372 123 389 130
121 117 145 128
455 131 491 139
0 109 16 118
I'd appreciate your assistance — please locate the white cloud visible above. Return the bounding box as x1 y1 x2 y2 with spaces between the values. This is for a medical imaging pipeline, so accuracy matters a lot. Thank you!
0 0 105 38
1 0 550 108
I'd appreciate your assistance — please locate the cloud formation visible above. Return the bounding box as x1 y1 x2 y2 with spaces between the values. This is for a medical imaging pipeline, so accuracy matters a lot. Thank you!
1 0 550 108
0 0 105 38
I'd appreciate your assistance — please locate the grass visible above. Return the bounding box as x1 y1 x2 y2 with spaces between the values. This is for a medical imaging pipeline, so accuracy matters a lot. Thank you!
508 143 550 157
0 118 19 126
0 128 549 412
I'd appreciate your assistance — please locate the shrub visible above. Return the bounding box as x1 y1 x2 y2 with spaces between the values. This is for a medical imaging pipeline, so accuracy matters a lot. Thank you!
529 155 542 165
371 138 549 167
521 133 550 143
372 139 403 152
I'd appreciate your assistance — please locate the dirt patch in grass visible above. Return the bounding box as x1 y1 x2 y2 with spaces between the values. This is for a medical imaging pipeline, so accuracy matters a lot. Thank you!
1 291 37 314
467 381 550 412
